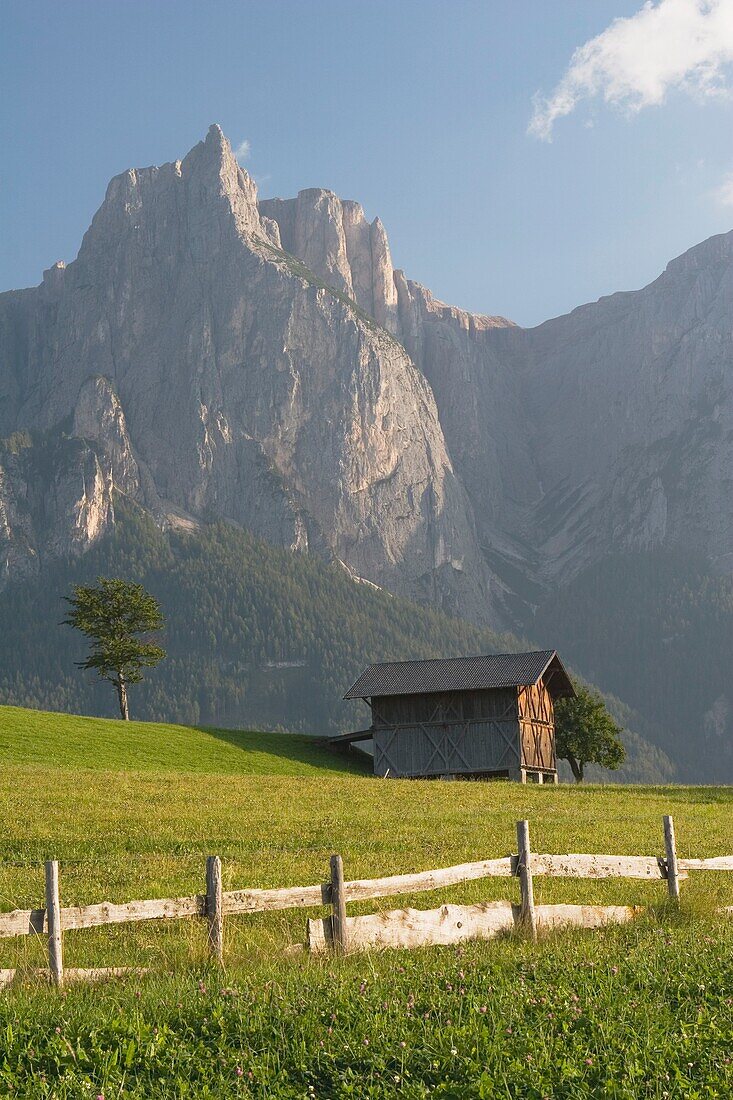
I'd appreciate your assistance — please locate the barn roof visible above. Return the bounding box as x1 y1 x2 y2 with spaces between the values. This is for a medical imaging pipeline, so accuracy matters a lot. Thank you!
344 650 574 701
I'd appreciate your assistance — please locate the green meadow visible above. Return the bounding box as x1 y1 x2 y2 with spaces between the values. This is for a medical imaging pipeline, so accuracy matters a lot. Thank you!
0 705 731 1097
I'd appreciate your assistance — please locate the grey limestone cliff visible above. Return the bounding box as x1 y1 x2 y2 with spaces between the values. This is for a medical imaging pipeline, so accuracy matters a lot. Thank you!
262 181 733 616
0 126 494 621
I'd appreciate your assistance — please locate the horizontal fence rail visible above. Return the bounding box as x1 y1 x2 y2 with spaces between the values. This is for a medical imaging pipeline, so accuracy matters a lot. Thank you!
1 815 731 982
307 901 642 954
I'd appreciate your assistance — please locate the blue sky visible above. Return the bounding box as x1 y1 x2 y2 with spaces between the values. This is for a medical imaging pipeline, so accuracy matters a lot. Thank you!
2 0 733 326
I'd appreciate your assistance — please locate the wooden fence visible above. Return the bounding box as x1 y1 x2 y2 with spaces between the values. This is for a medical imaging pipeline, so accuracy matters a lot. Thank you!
2 815 732 986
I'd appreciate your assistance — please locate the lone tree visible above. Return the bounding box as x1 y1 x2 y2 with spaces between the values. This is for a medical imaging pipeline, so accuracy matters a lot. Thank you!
63 578 166 720
554 683 626 782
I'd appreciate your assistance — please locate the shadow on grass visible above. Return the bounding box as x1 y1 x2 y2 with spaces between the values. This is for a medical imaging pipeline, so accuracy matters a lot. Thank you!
198 725 373 775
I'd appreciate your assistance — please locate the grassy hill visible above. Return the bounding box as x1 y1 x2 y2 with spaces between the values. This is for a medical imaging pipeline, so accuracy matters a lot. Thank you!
0 705 368 776
1 705 732 1097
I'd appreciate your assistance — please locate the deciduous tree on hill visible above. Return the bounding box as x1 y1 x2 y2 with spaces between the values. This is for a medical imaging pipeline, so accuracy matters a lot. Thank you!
62 578 166 720
555 683 625 782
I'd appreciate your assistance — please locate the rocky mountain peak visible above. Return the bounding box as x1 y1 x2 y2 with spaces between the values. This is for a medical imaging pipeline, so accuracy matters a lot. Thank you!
259 187 400 333
182 121 258 211
0 126 496 622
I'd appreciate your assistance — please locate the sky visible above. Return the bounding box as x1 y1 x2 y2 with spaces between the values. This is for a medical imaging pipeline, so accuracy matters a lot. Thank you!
2 0 733 327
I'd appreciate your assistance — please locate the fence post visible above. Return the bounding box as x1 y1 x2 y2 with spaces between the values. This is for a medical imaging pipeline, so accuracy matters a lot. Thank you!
663 815 680 902
206 855 224 965
44 860 63 988
516 820 537 942
329 854 348 954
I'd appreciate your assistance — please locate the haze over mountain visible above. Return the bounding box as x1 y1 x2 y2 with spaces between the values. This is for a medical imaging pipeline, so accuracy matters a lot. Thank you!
1 126 731 779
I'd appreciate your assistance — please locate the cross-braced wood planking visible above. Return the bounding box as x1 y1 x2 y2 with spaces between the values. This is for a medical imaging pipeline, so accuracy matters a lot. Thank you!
517 680 555 772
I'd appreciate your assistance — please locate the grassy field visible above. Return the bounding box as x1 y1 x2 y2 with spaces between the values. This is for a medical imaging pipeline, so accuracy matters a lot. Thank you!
0 705 732 1097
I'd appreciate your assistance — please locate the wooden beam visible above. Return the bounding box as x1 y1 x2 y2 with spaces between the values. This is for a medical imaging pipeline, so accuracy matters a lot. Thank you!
222 884 330 914
44 861 63 989
677 856 733 871
330 854 347 954
0 908 47 939
308 901 515 953
326 729 374 746
663 816 680 901
343 857 513 902
528 854 674 879
1 967 149 989
307 901 638 954
206 856 224 965
63 895 204 930
0 895 206 939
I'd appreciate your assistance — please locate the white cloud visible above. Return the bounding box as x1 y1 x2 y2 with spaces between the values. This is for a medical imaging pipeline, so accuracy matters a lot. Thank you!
529 0 733 141
235 139 251 163
714 169 733 203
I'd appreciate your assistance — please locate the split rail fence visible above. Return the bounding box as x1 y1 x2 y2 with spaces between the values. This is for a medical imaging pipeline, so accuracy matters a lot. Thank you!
2 815 732 987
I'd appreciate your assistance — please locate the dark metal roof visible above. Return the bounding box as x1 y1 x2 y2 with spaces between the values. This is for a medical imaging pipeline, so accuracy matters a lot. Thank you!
344 650 574 701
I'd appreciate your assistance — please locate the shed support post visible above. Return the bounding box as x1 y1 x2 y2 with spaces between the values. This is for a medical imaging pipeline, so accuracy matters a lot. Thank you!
515 820 537 942
44 860 63 988
663 815 680 903
537 772 544 785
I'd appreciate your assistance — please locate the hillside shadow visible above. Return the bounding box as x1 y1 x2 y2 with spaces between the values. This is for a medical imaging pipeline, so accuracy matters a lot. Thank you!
197 724 373 775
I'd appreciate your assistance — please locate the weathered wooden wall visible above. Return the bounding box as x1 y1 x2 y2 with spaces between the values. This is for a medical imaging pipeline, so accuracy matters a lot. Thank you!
371 688 520 778
372 688 518 727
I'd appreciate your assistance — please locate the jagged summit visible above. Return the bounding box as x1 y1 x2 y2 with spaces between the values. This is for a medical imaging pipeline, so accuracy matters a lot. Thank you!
0 126 495 624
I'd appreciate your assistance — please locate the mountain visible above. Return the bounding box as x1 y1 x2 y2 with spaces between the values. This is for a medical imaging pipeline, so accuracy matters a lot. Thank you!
261 184 733 607
0 125 493 624
0 125 731 778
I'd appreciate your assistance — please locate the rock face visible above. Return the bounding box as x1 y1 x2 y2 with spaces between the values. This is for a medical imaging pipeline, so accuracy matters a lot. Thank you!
259 193 400 333
263 184 733 614
0 375 141 585
1 123 732 630
504 233 733 583
0 126 493 621
0 435 113 585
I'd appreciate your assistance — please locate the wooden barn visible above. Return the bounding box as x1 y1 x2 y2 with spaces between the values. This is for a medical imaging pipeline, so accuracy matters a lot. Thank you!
332 650 574 783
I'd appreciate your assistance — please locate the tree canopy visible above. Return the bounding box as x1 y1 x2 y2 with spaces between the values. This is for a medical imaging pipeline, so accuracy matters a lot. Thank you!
555 683 626 782
62 577 166 719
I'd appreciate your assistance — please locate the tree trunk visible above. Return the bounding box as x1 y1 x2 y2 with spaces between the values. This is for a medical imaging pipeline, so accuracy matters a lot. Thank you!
116 676 129 720
567 753 584 783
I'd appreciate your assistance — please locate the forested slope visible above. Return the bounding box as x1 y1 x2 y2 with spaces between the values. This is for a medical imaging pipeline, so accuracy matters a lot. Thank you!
0 503 510 734
0 503 671 782
531 550 733 783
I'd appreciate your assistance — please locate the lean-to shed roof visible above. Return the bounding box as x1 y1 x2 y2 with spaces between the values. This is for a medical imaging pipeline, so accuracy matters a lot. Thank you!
344 650 574 701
